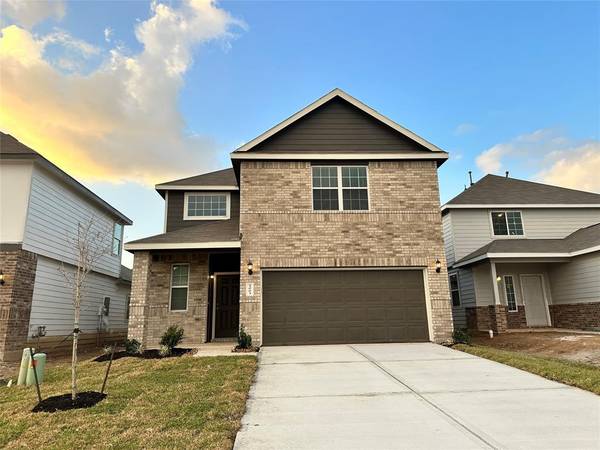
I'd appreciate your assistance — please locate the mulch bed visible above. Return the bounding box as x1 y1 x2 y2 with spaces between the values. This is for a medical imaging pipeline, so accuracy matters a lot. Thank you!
232 346 259 353
93 348 191 362
32 391 107 413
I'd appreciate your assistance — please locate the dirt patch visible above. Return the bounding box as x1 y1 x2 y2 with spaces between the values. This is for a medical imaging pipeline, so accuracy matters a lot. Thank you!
32 391 107 413
471 331 600 366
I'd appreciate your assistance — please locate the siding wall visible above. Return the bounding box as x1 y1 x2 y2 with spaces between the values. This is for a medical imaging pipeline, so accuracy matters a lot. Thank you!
450 208 600 261
166 191 240 232
450 268 475 329
472 263 495 306
442 213 455 266
22 166 123 278
548 252 600 305
29 256 129 336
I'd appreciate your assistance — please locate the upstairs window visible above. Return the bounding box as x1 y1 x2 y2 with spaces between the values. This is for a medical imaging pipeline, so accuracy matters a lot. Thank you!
449 273 461 307
312 166 369 211
112 223 123 256
184 193 230 220
491 211 523 236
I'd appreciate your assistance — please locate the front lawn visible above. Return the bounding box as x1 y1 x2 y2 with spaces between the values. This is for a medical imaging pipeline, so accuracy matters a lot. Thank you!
0 354 257 449
454 344 600 395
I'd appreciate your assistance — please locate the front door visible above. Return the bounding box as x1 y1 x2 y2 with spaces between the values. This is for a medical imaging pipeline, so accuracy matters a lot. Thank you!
214 274 240 338
521 274 550 327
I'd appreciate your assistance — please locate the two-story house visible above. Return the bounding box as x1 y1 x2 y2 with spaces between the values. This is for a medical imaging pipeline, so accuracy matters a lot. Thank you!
124 89 454 348
442 174 600 333
0 133 132 361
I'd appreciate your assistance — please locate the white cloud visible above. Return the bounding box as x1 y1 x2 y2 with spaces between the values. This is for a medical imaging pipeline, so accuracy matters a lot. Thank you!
104 27 113 43
476 129 600 192
0 0 245 185
454 122 477 136
2 0 66 28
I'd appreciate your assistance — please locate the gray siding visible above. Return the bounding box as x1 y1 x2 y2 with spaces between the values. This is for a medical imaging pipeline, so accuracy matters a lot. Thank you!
548 252 600 305
495 262 554 307
450 268 475 329
473 263 495 306
166 191 240 232
29 256 129 336
249 97 430 153
22 166 123 278
450 208 600 262
442 213 455 266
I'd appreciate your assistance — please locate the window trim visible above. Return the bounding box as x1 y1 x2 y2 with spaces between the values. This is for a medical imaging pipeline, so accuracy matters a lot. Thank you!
449 272 461 307
112 223 123 256
489 210 525 238
311 165 370 211
103 296 111 316
503 274 518 312
169 263 189 312
183 192 231 221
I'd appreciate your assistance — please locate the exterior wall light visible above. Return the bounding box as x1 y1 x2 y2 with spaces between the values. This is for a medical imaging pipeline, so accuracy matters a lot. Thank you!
247 260 254 275
209 274 214 280
0 270 4 286
435 259 441 273
496 276 502 282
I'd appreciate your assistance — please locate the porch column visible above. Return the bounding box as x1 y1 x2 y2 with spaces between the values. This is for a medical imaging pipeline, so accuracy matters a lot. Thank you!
490 261 501 305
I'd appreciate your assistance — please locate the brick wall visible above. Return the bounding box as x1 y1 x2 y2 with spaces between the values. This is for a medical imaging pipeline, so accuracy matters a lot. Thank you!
0 247 37 361
239 160 453 344
549 302 600 330
506 306 527 329
127 251 209 349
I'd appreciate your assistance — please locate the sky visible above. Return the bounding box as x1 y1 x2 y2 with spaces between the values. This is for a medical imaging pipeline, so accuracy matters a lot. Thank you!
1 0 599 267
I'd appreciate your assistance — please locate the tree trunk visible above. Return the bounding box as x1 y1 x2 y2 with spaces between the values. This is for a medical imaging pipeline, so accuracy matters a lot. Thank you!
72 325 78 401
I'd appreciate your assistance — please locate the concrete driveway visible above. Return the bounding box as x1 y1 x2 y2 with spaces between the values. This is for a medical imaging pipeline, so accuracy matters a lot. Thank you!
234 343 600 449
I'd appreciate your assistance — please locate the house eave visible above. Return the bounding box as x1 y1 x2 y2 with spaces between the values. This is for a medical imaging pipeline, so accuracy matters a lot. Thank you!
230 152 449 161
441 203 600 212
124 241 241 251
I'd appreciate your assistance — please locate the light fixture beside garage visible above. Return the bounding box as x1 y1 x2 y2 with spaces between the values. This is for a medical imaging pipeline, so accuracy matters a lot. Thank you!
0 270 4 285
435 259 441 273
247 260 254 275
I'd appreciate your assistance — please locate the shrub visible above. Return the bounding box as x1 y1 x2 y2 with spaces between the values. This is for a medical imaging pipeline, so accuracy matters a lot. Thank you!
159 325 184 356
453 328 471 345
124 338 141 355
238 325 253 349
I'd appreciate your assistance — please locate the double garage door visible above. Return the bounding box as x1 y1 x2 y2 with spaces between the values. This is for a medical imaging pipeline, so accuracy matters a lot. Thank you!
262 269 430 345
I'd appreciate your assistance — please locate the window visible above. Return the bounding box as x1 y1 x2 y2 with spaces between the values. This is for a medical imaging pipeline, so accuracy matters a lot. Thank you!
125 295 131 320
184 193 229 220
491 211 523 236
103 297 110 316
112 223 123 255
503 275 518 311
449 273 461 307
312 166 368 211
170 264 189 311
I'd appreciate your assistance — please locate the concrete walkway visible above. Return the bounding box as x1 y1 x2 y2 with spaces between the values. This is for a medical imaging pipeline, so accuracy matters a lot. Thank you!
234 343 600 449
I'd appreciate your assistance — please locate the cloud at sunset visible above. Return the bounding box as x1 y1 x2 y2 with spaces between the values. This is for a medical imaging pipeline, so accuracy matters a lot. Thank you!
0 0 244 185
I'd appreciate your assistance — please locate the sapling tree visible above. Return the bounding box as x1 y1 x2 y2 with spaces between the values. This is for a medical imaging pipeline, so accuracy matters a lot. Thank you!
59 216 113 401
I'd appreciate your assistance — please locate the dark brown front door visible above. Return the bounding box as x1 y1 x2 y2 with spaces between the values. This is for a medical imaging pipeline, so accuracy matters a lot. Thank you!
215 274 240 338
262 269 429 345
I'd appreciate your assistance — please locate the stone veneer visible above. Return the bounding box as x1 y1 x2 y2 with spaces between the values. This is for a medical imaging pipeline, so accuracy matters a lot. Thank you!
128 251 209 349
0 246 37 361
549 302 600 329
238 160 454 344
466 305 508 333
506 306 528 329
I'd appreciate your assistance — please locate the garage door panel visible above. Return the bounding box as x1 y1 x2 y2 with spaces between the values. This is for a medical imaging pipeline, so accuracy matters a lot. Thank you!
263 270 429 345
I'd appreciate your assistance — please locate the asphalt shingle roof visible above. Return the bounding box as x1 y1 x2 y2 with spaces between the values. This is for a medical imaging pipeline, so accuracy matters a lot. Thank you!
445 174 600 206
157 168 237 188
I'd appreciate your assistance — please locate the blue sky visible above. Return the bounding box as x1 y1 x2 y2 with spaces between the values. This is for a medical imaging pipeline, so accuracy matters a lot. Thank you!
1 1 599 267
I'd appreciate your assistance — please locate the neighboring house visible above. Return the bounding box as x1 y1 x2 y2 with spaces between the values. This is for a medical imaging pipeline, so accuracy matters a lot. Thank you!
0 133 133 362
125 88 453 348
442 174 600 332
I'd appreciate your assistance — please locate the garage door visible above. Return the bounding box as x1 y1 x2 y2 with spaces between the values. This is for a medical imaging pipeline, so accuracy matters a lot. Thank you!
262 269 429 345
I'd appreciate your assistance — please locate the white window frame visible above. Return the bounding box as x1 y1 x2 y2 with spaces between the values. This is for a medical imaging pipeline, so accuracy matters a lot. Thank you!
169 263 189 312
183 192 231 221
112 223 123 256
503 274 518 312
449 272 461 307
489 210 525 237
312 165 370 211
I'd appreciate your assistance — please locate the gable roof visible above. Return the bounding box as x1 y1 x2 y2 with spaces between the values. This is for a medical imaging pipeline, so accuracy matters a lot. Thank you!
453 222 600 267
230 88 448 161
0 132 132 224
155 168 238 195
443 174 600 211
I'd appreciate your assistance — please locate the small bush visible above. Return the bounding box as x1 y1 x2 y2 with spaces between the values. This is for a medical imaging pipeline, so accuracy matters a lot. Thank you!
124 338 141 355
238 325 252 349
453 328 471 345
159 325 184 356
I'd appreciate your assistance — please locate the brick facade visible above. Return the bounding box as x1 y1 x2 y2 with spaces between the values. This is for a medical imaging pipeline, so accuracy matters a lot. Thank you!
549 302 600 330
466 305 508 333
239 160 454 344
0 247 38 361
506 306 527 329
127 251 209 349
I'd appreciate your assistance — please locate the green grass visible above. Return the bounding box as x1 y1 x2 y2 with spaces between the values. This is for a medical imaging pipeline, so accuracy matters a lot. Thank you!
454 344 600 395
0 354 257 449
